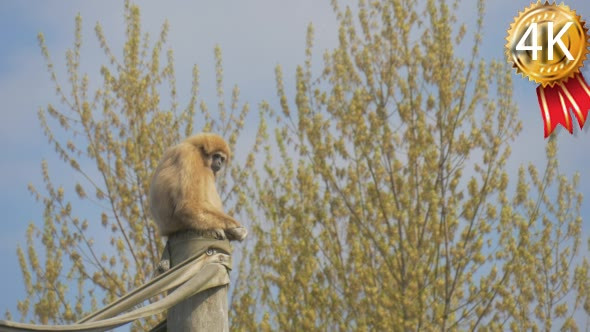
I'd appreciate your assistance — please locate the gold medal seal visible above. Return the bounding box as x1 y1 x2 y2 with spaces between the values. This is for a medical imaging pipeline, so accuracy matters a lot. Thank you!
506 2 590 137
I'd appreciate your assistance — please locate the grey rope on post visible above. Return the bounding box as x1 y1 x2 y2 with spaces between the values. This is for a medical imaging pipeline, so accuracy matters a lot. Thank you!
0 237 232 332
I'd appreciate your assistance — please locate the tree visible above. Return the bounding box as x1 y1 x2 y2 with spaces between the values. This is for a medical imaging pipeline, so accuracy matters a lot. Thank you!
14 1 260 330
231 0 590 330
14 0 590 331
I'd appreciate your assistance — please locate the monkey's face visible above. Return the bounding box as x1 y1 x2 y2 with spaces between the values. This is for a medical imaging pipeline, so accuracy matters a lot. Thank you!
210 152 227 175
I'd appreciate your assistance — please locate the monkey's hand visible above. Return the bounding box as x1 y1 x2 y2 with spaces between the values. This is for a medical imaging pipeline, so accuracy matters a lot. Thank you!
225 227 248 242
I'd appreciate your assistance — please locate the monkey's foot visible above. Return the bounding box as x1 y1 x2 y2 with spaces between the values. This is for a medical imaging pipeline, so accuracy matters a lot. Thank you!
226 227 248 241
199 228 227 240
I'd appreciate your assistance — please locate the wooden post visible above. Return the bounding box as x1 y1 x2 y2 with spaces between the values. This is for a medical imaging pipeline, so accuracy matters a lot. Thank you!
167 285 228 331
165 232 231 332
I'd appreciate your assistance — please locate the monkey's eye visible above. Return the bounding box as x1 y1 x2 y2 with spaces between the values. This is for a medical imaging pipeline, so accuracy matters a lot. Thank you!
213 153 225 162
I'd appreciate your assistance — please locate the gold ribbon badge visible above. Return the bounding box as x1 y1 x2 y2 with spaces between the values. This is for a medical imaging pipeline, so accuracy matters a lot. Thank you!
506 1 590 137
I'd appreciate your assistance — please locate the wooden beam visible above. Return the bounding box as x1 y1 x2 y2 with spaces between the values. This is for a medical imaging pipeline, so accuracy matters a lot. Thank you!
164 232 231 332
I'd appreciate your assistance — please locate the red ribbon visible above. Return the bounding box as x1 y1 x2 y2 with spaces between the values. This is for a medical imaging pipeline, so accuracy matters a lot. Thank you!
536 73 590 138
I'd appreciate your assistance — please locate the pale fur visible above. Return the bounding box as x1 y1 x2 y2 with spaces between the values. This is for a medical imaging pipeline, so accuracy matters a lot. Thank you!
149 133 247 241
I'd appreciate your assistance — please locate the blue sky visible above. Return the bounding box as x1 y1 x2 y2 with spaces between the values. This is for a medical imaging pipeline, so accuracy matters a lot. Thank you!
0 0 589 327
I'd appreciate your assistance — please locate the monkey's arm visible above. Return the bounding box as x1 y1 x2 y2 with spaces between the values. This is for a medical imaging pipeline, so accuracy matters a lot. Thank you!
173 201 247 241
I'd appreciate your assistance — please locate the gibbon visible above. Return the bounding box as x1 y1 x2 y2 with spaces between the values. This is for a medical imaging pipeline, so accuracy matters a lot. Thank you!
149 133 247 241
